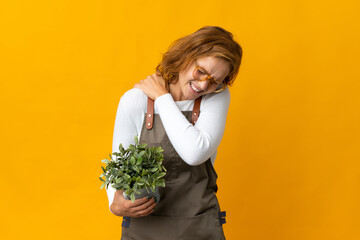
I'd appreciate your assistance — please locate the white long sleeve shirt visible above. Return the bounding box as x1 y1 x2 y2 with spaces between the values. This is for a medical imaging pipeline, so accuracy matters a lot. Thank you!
106 87 230 211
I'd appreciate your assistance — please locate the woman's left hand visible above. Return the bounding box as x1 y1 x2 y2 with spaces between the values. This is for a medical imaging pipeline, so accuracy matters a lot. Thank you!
134 73 169 100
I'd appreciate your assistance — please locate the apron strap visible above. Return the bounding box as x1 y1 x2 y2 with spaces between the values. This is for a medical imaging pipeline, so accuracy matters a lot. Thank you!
191 96 202 125
146 96 202 129
146 98 155 129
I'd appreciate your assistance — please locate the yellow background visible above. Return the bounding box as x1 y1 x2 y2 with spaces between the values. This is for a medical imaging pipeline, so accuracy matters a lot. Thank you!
1 0 359 239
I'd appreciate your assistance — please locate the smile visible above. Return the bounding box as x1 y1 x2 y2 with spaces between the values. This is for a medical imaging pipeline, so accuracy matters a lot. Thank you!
190 82 202 93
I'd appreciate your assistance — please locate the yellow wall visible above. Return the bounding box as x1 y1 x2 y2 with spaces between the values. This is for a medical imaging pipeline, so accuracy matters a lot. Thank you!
1 0 359 239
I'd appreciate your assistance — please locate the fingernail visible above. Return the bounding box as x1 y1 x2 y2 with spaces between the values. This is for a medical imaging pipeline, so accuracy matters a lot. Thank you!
154 197 158 203
147 196 151 199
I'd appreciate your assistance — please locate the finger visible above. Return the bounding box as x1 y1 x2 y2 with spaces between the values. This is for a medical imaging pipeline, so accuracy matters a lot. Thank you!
128 196 152 207
131 197 156 212
135 201 157 217
151 73 159 81
153 74 165 85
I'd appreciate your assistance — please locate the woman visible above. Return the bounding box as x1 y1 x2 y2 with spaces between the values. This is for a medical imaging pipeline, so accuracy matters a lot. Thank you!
106 26 242 239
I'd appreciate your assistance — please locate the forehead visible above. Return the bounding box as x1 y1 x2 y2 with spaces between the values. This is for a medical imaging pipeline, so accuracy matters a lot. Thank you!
195 56 230 81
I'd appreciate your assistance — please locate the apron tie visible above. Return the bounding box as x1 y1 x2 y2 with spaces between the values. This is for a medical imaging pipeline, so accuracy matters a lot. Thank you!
122 216 131 228
218 211 226 226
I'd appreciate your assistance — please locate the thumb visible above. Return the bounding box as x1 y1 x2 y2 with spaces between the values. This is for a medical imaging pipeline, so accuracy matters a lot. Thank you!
115 190 124 196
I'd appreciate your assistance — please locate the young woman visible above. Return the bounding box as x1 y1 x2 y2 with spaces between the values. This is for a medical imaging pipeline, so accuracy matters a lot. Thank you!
106 26 242 240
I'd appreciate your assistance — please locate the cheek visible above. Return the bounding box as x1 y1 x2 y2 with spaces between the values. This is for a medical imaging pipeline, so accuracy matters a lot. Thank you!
205 85 217 93
179 72 192 85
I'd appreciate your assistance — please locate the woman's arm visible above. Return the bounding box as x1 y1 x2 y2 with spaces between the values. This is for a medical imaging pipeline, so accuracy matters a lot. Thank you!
155 89 230 166
106 90 157 215
106 99 136 212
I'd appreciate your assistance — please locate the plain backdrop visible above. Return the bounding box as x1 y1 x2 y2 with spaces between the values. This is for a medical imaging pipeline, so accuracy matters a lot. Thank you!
0 0 359 239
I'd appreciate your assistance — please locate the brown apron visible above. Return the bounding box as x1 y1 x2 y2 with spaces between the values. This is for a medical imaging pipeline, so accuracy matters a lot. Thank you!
121 97 226 240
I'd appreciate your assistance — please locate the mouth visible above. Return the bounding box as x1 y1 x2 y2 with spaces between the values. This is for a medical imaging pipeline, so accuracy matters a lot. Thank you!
190 82 202 93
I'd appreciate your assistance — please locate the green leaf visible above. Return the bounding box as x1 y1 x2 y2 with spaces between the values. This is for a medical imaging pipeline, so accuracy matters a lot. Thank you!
138 151 145 158
125 189 132 196
134 136 139 146
144 178 149 185
157 172 166 179
130 193 135 202
109 154 113 160
101 166 106 173
101 159 110 164
99 177 105 182
150 167 158 172
111 169 117 176
119 144 124 153
139 144 147 148
136 157 143 165
100 182 106 189
111 184 122 189
133 165 140 173
130 156 136 165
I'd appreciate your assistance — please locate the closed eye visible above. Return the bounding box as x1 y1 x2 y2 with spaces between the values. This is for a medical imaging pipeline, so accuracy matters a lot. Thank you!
197 69 206 75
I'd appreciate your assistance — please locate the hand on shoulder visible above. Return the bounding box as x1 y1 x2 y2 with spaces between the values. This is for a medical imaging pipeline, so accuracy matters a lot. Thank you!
134 73 169 100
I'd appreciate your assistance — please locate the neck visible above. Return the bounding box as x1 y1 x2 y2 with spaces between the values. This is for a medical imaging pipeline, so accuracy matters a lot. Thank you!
169 82 185 101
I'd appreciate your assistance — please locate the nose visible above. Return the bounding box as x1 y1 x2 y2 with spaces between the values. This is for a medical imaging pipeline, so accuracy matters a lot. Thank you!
196 79 210 90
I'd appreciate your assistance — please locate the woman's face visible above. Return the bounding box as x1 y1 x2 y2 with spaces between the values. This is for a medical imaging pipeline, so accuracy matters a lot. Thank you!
170 56 230 101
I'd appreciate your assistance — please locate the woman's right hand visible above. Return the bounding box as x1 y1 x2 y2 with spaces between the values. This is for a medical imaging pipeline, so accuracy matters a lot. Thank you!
110 190 157 218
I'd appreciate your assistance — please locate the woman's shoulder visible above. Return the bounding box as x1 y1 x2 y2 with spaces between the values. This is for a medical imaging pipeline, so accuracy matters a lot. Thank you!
119 88 147 114
201 87 230 106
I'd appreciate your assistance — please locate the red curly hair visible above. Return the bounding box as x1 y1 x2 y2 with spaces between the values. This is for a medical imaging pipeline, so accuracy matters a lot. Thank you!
156 26 242 87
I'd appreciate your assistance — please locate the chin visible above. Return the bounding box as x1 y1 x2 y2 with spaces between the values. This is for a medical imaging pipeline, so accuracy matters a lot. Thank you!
188 94 203 100
185 86 204 100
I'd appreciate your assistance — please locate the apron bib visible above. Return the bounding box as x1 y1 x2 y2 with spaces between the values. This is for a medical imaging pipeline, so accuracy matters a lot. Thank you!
121 97 226 240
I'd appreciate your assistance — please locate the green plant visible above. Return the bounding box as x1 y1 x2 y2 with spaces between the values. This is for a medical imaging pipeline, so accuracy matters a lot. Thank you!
100 136 166 202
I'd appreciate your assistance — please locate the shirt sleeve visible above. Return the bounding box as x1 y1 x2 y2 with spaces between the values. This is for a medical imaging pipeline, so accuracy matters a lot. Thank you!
154 88 231 166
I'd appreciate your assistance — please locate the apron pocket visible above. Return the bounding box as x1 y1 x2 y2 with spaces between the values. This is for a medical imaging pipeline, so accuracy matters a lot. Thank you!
121 210 225 240
177 209 225 240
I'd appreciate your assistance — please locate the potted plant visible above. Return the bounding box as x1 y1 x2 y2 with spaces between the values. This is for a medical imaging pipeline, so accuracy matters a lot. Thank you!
100 136 166 202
